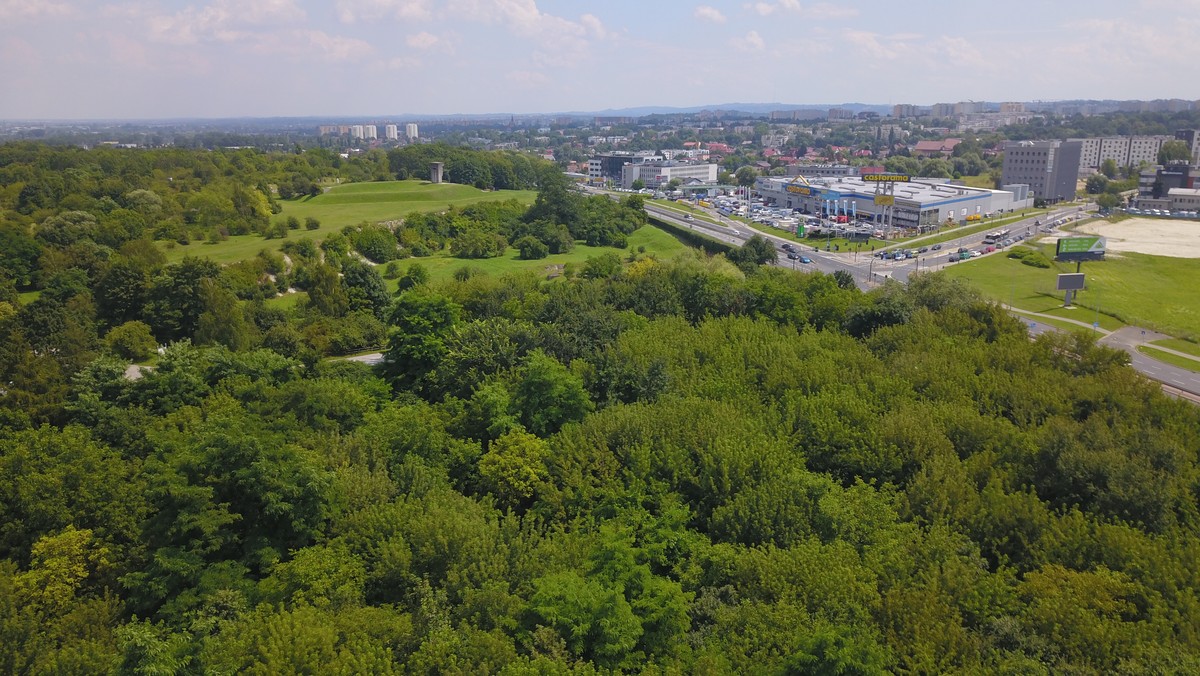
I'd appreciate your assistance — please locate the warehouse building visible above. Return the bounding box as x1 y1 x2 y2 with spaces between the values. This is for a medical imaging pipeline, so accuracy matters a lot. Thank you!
754 175 1032 231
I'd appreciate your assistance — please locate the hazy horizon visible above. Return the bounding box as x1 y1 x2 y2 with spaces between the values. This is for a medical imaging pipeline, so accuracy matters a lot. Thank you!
3 0 1199 119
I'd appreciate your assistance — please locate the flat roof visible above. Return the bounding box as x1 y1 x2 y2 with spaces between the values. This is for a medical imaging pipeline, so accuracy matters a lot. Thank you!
759 176 1004 207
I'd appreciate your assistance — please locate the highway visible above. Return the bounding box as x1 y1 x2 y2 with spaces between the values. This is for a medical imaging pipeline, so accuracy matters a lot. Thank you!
642 197 1200 401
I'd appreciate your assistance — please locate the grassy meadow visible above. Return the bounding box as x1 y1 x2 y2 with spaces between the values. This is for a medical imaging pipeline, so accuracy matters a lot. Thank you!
161 180 537 265
265 225 694 309
942 239 1200 339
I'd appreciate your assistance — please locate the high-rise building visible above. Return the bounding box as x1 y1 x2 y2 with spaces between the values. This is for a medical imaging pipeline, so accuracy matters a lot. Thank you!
350 125 364 139
384 124 399 140
1175 129 1200 164
363 125 378 140
1074 135 1174 171
1001 140 1082 201
406 123 419 140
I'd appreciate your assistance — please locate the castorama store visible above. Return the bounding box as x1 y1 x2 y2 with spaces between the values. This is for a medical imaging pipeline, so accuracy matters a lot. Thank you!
755 175 1028 230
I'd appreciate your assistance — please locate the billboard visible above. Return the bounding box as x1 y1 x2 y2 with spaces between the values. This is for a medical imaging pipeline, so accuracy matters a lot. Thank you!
874 195 894 205
786 185 812 195
1056 273 1086 291
861 173 910 183
1056 236 1106 261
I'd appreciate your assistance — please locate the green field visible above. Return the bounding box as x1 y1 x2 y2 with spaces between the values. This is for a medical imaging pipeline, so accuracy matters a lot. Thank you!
1152 338 1200 359
162 180 537 265
1138 346 1200 372
266 224 693 309
942 240 1200 339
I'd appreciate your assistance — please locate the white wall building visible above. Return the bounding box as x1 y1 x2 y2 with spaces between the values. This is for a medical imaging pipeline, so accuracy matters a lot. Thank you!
1075 135 1173 171
620 162 718 189
405 123 419 140
363 125 378 140
384 124 399 140
350 125 364 139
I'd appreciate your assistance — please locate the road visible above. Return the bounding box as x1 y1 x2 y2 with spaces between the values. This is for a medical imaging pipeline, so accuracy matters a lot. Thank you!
337 196 1198 402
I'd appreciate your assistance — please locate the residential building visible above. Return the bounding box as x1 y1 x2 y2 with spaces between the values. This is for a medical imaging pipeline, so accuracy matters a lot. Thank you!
350 125 364 139
384 124 399 140
405 123 419 140
827 108 854 120
892 104 920 118
999 102 1026 113
1075 135 1174 171
912 138 961 158
1001 140 1082 201
1176 129 1200 164
363 125 377 140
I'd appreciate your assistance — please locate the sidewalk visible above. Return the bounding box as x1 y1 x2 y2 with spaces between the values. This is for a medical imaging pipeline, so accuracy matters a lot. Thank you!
1004 305 1200 365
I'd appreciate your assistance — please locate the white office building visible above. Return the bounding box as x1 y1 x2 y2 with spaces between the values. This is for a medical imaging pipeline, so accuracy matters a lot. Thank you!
620 162 718 189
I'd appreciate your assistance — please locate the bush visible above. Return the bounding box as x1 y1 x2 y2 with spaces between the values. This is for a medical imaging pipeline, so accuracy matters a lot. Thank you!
305 217 321 230
1007 248 1052 268
106 320 158 361
515 235 549 260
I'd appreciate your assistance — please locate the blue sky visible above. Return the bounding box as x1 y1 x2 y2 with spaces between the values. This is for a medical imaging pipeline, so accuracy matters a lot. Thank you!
1 0 1197 119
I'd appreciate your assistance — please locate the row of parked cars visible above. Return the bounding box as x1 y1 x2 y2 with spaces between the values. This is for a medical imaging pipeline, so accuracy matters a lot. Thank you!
1126 208 1200 218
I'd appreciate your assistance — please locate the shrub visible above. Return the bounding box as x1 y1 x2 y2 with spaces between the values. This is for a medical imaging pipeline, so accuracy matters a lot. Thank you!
106 321 158 361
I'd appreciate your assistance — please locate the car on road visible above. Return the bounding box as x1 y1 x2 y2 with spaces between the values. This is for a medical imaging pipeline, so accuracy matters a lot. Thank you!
683 214 693 220
918 246 929 253
931 244 942 251
782 242 795 252
970 250 982 258
799 256 812 264
787 252 799 260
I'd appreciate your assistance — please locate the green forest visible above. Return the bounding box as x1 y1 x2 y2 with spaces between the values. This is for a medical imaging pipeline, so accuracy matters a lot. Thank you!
3 143 1200 673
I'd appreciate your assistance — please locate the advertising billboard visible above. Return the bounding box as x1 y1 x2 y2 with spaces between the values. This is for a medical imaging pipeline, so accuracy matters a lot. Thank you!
1056 236 1106 261
861 173 910 183
1056 273 1086 291
874 195 895 205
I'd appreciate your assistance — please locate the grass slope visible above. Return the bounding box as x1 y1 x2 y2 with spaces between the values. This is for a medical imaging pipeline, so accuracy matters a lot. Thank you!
162 180 537 265
942 240 1200 339
265 225 693 308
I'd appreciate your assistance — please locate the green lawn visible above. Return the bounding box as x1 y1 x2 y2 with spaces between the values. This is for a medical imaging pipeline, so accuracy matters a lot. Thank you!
1151 338 1200 359
265 224 693 309
942 240 1200 340
162 180 537 265
1138 346 1200 373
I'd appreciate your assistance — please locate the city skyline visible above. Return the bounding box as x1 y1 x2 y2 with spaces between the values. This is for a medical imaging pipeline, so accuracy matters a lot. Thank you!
2 0 1199 120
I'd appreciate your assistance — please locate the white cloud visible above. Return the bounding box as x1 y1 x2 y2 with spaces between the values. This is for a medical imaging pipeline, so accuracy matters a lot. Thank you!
731 30 765 52
336 0 431 23
406 31 440 49
694 5 726 23
580 13 606 39
748 1 858 19
143 0 306 45
0 0 74 21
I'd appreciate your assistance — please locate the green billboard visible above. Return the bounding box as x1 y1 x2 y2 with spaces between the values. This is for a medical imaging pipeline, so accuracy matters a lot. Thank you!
1056 236 1106 261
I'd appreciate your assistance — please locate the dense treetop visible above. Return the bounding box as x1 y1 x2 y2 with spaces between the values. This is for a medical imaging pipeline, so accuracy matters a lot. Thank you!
2 142 1200 672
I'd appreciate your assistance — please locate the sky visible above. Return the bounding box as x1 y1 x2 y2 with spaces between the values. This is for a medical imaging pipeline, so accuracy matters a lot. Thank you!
2 0 1198 120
